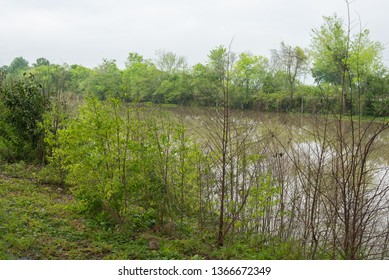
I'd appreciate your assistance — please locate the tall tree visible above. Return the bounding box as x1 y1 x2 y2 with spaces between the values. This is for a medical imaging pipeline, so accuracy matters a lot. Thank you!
68 64 92 95
154 50 192 104
233 52 269 108
271 42 308 97
310 13 384 113
195 44 261 247
155 50 187 74
7 57 30 75
122 53 161 102
33 57 50 67
192 46 235 106
31 64 69 99
88 59 122 100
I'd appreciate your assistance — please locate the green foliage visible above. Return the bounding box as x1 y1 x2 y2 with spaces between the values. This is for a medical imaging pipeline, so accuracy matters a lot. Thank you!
192 63 219 106
30 64 70 98
0 73 49 162
67 64 92 95
3 33 386 116
6 57 29 75
0 166 302 260
0 105 16 162
50 98 201 230
38 96 69 185
309 14 387 115
271 42 309 96
46 97 286 250
311 15 384 88
33 57 50 68
0 173 132 259
2 7 389 260
232 52 269 108
311 15 348 85
122 53 161 102
88 59 122 100
211 242 259 259
155 50 187 74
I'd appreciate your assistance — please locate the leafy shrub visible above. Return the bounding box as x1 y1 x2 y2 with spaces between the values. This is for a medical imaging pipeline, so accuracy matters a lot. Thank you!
50 98 201 229
0 73 49 162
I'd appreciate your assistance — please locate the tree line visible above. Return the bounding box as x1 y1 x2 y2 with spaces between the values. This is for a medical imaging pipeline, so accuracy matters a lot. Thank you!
1 15 389 115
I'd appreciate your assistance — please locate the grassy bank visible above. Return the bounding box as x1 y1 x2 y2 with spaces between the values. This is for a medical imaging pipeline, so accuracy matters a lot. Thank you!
1 163 287 260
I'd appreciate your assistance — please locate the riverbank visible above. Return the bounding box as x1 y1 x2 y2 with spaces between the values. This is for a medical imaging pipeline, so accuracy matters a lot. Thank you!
1 163 295 260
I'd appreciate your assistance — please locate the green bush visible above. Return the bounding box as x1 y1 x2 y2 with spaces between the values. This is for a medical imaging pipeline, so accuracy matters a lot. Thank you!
49 98 201 229
0 73 49 162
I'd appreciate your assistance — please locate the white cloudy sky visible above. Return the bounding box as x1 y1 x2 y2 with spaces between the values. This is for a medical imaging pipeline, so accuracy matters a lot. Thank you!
1 0 388 68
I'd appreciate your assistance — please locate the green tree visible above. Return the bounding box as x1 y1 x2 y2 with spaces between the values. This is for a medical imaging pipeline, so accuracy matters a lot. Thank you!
262 70 288 94
30 64 70 99
155 50 187 74
192 63 217 106
310 14 384 113
208 46 232 86
88 59 122 100
1 73 49 161
154 50 193 104
67 64 92 95
0 69 9 161
310 15 348 86
33 57 50 67
271 42 308 97
122 53 161 102
51 98 201 232
154 72 193 104
194 44 265 247
192 46 235 107
7 57 30 75
53 98 148 220
232 52 269 108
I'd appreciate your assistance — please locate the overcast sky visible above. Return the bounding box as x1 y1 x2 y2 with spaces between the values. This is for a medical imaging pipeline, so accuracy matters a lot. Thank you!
1 0 388 68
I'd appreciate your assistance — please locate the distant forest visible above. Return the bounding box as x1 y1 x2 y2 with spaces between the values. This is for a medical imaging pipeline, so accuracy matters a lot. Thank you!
1 14 389 117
